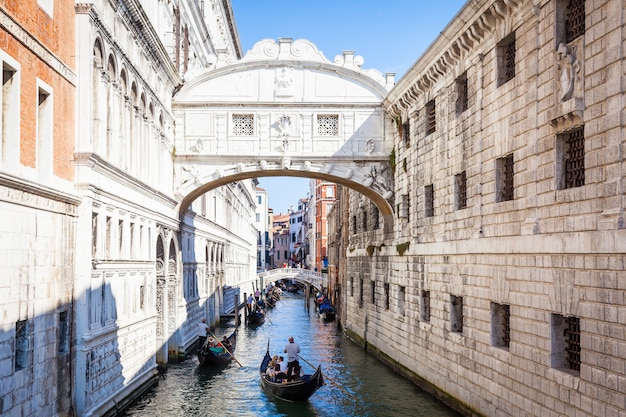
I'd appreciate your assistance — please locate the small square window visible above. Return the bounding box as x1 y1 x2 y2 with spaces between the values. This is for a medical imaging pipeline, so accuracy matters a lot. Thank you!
317 114 339 136
232 114 254 136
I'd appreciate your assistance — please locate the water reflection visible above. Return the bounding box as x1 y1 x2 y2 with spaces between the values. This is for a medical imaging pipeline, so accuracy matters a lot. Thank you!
123 293 461 417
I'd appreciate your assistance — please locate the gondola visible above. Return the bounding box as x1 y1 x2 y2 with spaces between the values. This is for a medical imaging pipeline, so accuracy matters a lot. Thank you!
259 346 324 402
197 331 237 367
316 295 336 321
247 309 266 326
286 284 300 293
318 302 336 321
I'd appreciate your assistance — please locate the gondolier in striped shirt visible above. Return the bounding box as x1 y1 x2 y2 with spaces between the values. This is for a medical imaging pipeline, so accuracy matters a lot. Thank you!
284 336 300 381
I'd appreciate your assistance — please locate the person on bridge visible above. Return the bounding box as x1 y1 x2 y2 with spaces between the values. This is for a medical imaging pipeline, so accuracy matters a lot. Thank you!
284 336 301 381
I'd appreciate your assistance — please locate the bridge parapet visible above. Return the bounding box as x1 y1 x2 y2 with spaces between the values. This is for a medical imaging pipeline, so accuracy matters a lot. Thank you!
258 268 328 291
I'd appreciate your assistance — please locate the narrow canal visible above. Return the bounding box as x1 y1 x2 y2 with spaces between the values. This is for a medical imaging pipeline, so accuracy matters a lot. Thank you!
123 291 462 417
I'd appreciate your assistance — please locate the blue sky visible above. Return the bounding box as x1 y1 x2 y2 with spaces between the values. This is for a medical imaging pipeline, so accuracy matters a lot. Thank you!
230 0 467 214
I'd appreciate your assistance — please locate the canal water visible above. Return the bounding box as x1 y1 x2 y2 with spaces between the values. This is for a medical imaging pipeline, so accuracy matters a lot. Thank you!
123 292 461 417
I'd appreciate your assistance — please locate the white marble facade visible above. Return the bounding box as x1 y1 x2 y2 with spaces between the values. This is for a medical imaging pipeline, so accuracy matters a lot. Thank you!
72 1 255 416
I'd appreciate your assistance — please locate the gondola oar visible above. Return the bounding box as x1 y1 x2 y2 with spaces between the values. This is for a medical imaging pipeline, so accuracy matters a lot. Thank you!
208 329 243 368
299 355 354 399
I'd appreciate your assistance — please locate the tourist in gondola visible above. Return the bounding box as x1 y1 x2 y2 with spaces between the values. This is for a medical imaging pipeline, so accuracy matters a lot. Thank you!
284 336 301 381
221 336 232 351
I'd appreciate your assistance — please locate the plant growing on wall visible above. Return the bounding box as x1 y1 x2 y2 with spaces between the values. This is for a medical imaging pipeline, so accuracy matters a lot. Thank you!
366 245 376 257
396 241 410 256
390 147 396 171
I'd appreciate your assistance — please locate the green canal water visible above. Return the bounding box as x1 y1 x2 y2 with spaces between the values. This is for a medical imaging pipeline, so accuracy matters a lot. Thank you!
123 292 462 417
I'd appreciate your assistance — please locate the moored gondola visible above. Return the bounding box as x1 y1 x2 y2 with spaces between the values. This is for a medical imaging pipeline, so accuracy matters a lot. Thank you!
259 346 324 402
197 331 237 367
316 294 336 321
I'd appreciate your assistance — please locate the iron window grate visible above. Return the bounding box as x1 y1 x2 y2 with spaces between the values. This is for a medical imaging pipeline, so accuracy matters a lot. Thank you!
565 0 585 43
565 316 581 371
565 128 585 188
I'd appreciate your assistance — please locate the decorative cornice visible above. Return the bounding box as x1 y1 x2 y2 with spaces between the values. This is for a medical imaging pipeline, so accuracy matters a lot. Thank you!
0 7 76 85
385 0 519 111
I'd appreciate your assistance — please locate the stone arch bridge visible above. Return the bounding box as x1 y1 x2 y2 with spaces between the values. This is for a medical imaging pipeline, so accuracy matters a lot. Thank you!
257 268 328 293
172 38 397 229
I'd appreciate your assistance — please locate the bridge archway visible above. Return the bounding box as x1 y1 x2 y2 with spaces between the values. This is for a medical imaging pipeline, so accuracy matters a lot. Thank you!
172 38 397 230
257 268 328 294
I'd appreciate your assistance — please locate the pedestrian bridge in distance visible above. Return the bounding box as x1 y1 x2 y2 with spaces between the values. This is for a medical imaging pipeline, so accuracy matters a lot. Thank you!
258 268 327 292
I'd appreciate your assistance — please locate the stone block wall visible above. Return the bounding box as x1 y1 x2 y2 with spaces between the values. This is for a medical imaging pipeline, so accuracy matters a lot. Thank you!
342 1 626 416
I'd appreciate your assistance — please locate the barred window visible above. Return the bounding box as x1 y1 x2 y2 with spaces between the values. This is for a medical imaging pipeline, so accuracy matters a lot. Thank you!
496 154 514 202
565 0 585 42
551 314 581 373
402 121 410 146
450 295 463 334
399 286 406 316
455 171 467 210
232 114 254 136
425 100 436 135
491 303 510 349
557 127 585 189
359 278 364 308
317 114 339 136
399 194 410 219
15 319 29 370
498 33 516 86
372 205 380 230
425 184 434 217
384 283 390 310
456 72 468 114
420 290 431 322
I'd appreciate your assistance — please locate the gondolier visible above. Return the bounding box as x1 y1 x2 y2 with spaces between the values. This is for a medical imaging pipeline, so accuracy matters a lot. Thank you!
284 336 300 381
197 318 209 347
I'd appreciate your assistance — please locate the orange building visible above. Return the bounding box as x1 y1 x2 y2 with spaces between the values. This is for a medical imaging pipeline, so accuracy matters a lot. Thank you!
313 180 336 272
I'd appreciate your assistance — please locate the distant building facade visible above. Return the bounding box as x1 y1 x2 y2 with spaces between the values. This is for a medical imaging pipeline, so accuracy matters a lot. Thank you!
289 198 309 267
313 180 336 272
255 187 270 271
271 212 291 268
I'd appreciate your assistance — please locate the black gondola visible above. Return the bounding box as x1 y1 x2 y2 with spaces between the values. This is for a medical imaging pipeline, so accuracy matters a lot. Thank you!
247 310 266 326
316 295 336 321
197 331 237 367
259 347 324 402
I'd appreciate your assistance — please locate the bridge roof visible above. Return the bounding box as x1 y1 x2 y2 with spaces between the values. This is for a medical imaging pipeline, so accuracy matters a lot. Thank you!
175 38 395 103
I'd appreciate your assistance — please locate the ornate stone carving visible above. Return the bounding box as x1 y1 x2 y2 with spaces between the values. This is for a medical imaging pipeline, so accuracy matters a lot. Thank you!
274 67 294 97
556 43 580 102
364 165 393 201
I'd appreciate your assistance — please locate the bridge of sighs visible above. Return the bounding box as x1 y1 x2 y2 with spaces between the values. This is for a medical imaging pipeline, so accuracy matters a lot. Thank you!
172 38 397 228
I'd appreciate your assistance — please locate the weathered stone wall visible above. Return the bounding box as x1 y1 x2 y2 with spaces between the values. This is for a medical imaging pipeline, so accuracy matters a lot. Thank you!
341 1 626 416
0 190 78 417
